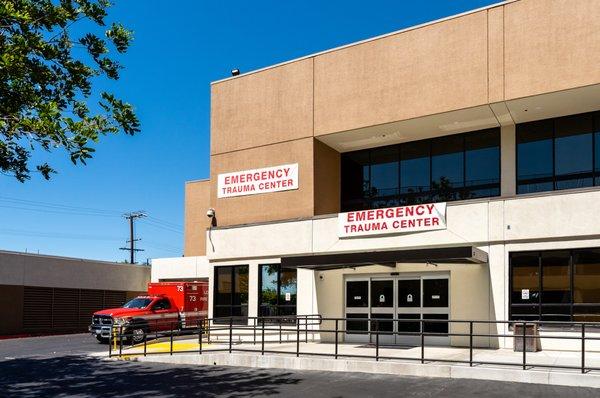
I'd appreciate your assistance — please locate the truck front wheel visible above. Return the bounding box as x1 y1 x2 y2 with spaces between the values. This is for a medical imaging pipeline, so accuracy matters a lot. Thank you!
128 326 147 344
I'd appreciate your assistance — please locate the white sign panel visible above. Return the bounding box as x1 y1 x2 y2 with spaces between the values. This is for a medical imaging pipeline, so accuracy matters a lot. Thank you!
217 163 299 198
338 202 447 238
521 289 529 300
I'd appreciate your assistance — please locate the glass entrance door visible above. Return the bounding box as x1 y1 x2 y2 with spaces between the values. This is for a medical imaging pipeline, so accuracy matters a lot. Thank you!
396 278 422 345
370 279 395 344
396 275 450 346
345 274 450 346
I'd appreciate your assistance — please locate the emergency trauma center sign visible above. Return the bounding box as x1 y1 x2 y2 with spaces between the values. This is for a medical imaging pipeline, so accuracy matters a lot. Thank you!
217 163 299 198
338 202 447 238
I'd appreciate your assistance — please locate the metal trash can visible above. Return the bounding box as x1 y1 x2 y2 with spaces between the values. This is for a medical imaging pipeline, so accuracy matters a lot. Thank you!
513 323 541 352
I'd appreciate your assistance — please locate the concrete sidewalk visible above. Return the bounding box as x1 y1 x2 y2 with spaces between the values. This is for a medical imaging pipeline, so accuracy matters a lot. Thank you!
106 340 600 388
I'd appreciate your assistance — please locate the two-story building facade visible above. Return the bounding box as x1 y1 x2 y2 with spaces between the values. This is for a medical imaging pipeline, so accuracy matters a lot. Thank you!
152 0 600 348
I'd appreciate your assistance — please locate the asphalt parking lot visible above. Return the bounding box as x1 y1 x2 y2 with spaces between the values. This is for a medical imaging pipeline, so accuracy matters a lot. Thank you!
1 333 600 397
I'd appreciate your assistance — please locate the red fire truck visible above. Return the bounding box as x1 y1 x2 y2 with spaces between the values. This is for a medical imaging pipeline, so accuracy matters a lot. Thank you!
89 281 208 343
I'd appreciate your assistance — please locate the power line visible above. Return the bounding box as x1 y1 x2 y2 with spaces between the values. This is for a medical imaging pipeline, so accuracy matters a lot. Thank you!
145 215 183 230
0 195 123 216
0 228 122 241
139 219 183 234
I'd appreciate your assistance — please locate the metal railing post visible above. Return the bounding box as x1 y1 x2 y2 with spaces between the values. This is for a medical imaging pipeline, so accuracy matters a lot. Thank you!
170 322 174 356
108 327 112 358
305 315 308 343
420 320 424 364
198 319 203 354
582 323 586 374
375 319 379 362
296 317 300 357
229 317 233 354
522 322 526 370
143 333 147 357
334 319 339 359
279 322 282 344
469 321 473 367
261 318 265 355
119 325 123 357
253 318 257 345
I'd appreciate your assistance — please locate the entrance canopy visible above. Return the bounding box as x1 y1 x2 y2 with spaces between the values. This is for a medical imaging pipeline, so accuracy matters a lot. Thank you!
280 246 487 271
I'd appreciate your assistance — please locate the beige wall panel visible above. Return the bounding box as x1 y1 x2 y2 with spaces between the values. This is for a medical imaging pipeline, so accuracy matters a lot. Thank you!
184 180 211 257
487 7 504 103
0 251 150 291
211 59 313 155
314 139 340 215
210 138 314 227
314 11 488 136
504 0 600 99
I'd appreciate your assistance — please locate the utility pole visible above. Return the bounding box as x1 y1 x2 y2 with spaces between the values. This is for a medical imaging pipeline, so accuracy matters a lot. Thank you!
119 211 145 264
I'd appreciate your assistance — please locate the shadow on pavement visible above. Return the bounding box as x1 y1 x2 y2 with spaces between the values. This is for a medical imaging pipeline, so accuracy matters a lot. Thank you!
0 355 301 397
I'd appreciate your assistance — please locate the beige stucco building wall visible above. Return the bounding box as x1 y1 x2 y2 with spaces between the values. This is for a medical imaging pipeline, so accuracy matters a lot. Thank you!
184 179 211 257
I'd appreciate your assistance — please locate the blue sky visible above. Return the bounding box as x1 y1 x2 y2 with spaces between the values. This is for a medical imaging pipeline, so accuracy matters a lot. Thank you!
0 0 498 262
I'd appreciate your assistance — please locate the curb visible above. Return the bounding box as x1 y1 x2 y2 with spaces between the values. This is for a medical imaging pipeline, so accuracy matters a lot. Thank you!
119 352 600 389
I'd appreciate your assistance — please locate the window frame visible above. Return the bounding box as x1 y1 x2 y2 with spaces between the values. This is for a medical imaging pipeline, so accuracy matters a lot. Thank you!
213 265 249 325
509 248 600 328
258 264 297 323
516 111 600 195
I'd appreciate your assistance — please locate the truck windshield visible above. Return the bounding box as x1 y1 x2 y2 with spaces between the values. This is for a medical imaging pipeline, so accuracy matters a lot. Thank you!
122 298 153 309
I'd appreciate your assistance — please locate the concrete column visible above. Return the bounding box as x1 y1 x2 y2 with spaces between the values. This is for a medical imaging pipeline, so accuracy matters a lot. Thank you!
297 269 317 315
487 243 507 348
501 124 516 197
247 262 259 323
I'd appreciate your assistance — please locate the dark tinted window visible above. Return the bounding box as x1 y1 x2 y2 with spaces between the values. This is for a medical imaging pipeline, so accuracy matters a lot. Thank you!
346 281 368 307
341 151 370 211
510 248 600 325
340 128 500 211
215 267 232 306
370 280 393 308
595 113 600 186
370 146 399 208
423 279 449 307
517 120 553 194
465 129 500 198
400 141 430 204
510 252 540 305
541 251 570 304
517 111 600 194
214 265 248 324
431 134 464 199
398 279 420 308
573 249 600 304
554 114 593 190
346 314 368 334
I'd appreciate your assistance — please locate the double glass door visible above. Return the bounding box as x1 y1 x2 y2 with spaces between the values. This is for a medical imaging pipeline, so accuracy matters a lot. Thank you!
345 274 450 345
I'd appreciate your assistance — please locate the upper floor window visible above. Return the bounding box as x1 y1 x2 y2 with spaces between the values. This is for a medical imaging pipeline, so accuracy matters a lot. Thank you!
517 111 600 194
341 128 500 211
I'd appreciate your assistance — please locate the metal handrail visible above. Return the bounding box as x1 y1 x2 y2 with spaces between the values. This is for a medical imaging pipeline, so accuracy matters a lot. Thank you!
109 315 600 374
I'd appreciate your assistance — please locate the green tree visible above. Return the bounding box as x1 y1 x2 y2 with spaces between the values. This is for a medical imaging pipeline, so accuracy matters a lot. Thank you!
0 0 140 182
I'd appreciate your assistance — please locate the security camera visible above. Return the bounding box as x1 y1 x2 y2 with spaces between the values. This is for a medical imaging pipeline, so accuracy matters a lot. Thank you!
206 208 215 218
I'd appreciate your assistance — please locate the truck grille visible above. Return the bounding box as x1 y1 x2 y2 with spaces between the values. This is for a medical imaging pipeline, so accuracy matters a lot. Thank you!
92 315 113 325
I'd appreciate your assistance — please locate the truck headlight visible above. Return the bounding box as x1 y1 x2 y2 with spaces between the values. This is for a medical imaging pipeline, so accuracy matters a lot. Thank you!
113 317 129 326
